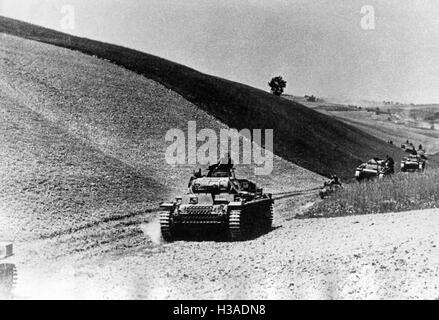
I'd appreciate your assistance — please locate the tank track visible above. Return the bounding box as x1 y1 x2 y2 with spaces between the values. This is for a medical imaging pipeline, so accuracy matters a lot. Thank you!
258 203 273 233
0 263 17 299
159 211 173 241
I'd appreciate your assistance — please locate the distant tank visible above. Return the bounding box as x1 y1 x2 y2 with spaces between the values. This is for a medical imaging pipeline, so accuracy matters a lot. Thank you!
355 158 394 181
401 154 426 172
159 163 274 241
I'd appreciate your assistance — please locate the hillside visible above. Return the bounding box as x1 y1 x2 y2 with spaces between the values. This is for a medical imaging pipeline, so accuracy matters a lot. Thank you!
0 16 406 179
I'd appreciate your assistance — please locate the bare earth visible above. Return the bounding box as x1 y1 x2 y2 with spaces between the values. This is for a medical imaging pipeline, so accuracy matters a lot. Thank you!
9 205 439 300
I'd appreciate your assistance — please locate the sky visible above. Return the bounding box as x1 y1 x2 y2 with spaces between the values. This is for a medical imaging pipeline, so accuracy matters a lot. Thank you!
1 0 439 104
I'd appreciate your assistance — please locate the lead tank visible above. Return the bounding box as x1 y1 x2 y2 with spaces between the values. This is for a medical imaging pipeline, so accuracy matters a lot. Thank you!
159 164 274 241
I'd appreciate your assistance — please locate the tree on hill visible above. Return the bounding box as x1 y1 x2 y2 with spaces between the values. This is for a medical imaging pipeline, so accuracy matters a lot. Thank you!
268 76 287 96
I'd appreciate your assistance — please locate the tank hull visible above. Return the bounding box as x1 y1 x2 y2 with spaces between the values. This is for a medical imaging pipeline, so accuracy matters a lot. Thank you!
401 159 426 172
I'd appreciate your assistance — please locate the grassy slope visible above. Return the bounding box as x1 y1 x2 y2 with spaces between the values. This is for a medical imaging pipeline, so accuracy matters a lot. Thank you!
0 33 322 250
0 16 406 179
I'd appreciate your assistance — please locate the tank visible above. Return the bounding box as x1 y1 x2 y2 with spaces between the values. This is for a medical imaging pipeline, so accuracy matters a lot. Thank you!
355 158 394 181
0 264 17 299
401 154 426 172
159 163 274 241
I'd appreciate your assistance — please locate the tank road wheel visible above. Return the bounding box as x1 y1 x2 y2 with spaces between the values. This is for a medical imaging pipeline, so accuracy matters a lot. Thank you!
159 211 173 241
229 209 243 241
